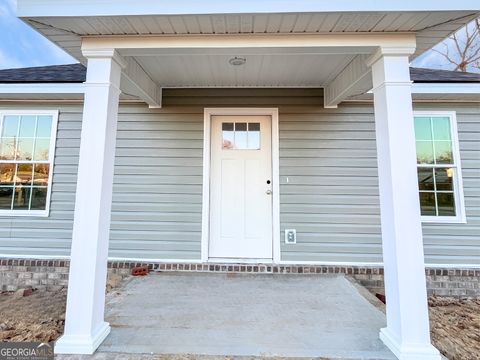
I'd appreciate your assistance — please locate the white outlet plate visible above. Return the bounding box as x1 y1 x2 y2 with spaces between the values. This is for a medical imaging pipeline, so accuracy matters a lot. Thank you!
285 229 296 244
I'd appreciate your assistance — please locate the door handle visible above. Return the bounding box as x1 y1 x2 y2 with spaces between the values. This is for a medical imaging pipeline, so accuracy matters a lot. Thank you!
266 190 272 195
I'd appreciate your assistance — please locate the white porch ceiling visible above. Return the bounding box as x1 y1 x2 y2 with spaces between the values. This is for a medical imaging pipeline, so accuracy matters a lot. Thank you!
133 54 355 88
22 11 480 63
15 4 480 104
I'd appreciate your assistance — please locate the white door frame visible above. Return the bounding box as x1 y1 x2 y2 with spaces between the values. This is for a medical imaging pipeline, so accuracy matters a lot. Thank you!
201 108 280 263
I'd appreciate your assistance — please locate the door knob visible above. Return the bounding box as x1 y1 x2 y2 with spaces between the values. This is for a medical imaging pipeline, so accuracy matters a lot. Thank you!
266 190 272 195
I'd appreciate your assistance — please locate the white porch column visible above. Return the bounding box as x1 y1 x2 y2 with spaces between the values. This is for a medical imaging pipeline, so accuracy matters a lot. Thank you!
369 50 441 360
55 49 124 354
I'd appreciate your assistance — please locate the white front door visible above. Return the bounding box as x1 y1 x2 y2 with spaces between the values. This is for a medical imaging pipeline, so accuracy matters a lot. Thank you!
209 115 273 260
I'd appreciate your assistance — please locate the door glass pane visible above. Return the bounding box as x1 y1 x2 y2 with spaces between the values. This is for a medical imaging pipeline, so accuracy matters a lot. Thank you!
432 117 451 141
0 187 13 209
434 141 453 164
435 168 454 191
414 117 432 140
419 192 436 216
234 122 247 149
19 115 36 137
36 116 52 138
2 116 19 137
30 187 48 210
415 141 434 164
33 139 50 160
0 164 15 186
437 193 455 216
417 168 434 191
222 121 261 150
222 122 234 149
247 123 260 150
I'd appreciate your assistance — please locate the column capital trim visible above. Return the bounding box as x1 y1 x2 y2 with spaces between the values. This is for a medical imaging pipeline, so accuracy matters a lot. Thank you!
366 46 416 67
81 49 127 69
371 81 413 93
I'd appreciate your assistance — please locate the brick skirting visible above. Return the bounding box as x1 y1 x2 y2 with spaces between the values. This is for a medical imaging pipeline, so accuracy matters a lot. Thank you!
1 258 479 297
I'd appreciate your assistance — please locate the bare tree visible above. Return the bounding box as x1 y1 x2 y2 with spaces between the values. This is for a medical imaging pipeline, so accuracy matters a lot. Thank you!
433 19 480 72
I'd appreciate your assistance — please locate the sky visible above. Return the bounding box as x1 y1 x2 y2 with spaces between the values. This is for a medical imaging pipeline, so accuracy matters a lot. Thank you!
0 0 75 69
0 0 467 71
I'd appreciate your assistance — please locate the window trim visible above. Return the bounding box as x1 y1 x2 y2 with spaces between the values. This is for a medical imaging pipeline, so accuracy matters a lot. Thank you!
0 109 58 217
414 110 466 224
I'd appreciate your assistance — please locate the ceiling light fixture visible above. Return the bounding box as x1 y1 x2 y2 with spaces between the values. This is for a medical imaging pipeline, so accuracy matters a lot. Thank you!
229 56 247 66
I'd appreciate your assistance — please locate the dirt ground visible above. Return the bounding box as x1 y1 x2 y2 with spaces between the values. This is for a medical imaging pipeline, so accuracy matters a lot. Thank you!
0 284 479 360
0 288 66 342
429 296 480 360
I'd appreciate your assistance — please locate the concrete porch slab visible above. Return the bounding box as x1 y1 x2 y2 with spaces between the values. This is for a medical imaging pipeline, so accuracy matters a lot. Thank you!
93 272 394 359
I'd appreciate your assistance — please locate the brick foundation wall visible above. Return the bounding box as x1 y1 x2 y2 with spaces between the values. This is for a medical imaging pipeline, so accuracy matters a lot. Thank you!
1 259 479 297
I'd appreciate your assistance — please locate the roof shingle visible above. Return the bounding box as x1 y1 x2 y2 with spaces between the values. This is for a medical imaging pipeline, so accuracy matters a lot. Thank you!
0 63 479 84
0 63 86 83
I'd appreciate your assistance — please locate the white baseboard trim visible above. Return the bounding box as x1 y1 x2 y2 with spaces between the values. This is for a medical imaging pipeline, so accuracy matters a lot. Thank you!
55 322 110 354
278 260 384 266
380 327 441 360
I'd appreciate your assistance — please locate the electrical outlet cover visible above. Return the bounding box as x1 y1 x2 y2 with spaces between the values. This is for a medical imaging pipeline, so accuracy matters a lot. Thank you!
285 229 296 244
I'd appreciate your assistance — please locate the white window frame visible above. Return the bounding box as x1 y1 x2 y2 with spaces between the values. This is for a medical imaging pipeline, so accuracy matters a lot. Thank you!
0 109 58 217
414 111 466 224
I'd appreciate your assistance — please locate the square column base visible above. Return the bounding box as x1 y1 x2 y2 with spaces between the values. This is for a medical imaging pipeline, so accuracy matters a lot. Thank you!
380 328 441 360
55 322 111 354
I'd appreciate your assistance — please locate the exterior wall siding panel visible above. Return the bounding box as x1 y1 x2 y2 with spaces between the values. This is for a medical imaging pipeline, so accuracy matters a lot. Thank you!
0 91 479 265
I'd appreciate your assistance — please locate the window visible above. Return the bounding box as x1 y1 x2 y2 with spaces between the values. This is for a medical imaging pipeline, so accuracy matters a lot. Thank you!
222 122 260 150
0 110 58 216
414 112 465 223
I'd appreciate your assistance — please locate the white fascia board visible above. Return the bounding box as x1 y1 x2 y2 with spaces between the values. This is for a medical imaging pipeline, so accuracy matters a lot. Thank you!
17 0 480 17
412 83 480 94
0 83 85 94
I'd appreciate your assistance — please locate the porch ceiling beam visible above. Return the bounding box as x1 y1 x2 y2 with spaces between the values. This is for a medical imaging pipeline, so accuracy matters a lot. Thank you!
323 54 372 108
83 49 162 108
323 45 417 107
81 33 417 53
121 56 162 108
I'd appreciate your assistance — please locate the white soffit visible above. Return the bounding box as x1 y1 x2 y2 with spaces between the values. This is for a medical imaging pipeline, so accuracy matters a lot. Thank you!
18 10 480 63
133 53 356 88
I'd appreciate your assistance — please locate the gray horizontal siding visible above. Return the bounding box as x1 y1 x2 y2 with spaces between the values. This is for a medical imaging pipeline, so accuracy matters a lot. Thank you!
111 110 203 260
0 89 479 266
279 107 383 263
